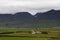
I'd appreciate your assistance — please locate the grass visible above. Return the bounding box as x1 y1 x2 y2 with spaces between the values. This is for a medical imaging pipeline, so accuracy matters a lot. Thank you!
0 28 60 40
0 37 51 40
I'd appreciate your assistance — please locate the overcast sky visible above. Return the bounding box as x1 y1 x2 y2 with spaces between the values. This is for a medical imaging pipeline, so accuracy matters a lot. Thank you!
0 0 60 15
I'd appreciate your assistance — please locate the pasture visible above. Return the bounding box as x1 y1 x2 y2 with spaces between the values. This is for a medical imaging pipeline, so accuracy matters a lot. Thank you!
0 28 60 40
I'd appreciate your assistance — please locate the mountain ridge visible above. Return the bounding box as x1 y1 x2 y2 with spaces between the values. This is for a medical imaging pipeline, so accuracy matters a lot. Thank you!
0 9 60 28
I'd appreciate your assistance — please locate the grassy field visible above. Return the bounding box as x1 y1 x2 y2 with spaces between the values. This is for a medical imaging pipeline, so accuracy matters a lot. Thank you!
0 28 60 40
0 37 51 40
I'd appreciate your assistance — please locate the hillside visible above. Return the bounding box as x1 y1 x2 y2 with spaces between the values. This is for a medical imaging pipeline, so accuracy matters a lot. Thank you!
0 9 60 28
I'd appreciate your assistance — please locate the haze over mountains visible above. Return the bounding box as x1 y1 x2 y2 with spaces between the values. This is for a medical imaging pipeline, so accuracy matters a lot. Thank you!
0 9 60 28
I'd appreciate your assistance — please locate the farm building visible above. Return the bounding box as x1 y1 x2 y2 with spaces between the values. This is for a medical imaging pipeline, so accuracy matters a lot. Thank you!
31 28 48 34
31 29 41 34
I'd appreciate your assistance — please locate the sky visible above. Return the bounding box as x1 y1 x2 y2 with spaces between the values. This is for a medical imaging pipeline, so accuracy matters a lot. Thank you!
0 0 60 15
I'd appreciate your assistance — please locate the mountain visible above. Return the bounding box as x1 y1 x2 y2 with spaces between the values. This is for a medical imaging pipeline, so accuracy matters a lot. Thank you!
0 12 35 28
0 14 13 20
0 9 60 28
35 9 60 28
12 12 35 28
14 12 34 21
35 9 60 20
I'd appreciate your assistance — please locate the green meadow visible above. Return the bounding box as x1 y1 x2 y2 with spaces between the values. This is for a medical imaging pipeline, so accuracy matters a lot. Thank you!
0 28 60 40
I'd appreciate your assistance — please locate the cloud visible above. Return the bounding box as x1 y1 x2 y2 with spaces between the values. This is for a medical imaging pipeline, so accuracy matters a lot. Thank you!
0 0 60 15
